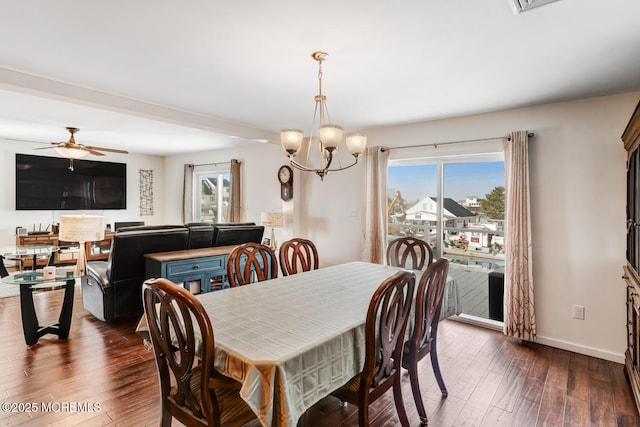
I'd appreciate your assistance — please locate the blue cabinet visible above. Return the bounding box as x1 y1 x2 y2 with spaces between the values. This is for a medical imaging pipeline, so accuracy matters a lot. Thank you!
145 246 236 293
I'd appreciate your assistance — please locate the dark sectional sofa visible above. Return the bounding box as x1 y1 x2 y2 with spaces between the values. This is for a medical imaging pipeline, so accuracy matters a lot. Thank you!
82 222 264 321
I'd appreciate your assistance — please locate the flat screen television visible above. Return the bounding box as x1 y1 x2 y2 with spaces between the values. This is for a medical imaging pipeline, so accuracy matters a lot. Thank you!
16 153 127 210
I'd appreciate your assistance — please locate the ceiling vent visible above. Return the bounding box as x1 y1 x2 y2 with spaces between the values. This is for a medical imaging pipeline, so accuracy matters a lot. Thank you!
509 0 562 13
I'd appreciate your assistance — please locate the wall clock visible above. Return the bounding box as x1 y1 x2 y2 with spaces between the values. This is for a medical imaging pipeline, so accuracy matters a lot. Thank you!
278 165 293 201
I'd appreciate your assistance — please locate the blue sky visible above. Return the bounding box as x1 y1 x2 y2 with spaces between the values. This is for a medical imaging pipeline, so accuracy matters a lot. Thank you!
388 161 504 202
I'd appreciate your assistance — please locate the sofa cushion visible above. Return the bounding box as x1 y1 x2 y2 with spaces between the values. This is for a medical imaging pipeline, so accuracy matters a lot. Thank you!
107 227 189 282
186 223 214 249
212 225 265 247
116 224 186 233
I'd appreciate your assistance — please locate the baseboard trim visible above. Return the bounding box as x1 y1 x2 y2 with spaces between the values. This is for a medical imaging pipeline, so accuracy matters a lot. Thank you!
534 335 624 364
450 315 624 364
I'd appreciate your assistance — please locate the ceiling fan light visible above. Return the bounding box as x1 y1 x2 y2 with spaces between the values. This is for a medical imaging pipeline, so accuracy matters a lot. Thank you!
55 146 89 159
319 124 343 149
280 129 303 156
346 132 367 156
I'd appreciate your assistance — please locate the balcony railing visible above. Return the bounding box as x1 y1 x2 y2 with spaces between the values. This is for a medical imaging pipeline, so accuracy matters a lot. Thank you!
388 222 504 321
388 222 504 262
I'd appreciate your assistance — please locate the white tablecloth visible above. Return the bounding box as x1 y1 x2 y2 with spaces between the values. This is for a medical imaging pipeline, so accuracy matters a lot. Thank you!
194 261 459 426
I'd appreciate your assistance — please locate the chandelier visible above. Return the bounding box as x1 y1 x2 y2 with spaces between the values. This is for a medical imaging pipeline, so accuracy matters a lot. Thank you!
280 51 367 180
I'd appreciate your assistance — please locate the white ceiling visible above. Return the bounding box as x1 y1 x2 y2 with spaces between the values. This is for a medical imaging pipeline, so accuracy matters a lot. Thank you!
1 0 639 156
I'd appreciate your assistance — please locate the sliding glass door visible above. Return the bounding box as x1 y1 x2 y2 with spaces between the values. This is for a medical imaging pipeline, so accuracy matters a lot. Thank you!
388 155 505 325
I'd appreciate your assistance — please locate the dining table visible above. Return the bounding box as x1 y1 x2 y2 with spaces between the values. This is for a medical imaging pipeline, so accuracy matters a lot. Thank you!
138 260 460 426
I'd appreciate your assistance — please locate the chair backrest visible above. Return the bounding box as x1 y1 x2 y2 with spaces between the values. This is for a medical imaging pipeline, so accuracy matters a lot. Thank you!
143 278 220 426
278 238 319 276
226 242 278 287
408 258 450 354
363 271 415 389
387 237 433 270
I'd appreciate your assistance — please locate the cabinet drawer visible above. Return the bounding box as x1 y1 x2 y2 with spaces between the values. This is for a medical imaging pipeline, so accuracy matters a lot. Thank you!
166 257 224 275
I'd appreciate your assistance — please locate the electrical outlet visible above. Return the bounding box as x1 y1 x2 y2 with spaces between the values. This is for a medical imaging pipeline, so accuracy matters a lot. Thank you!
572 305 585 320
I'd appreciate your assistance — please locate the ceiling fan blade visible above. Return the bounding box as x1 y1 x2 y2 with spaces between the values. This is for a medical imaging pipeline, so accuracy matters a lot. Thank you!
84 145 129 154
32 141 63 150
83 147 106 156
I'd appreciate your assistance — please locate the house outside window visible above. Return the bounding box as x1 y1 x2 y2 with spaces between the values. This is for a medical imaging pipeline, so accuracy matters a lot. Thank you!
194 166 231 223
388 153 505 324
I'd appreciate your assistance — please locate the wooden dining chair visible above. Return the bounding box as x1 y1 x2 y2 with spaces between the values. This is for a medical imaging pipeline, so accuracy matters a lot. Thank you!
402 257 450 425
387 236 433 270
330 270 415 427
278 238 319 276
226 242 278 287
142 278 257 427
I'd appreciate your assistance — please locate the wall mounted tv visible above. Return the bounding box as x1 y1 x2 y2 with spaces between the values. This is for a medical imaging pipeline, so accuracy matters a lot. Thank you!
16 154 127 210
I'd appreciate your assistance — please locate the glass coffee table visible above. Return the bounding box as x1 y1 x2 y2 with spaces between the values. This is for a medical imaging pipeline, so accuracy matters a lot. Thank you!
0 245 59 274
1 267 77 345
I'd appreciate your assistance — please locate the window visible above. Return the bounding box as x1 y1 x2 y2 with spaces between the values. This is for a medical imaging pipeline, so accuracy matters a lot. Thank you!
388 152 505 324
194 166 231 223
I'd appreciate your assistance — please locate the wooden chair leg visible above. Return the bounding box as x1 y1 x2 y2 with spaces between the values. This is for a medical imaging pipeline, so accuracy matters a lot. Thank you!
160 406 172 427
358 400 370 427
393 379 410 427
430 345 448 397
407 358 428 425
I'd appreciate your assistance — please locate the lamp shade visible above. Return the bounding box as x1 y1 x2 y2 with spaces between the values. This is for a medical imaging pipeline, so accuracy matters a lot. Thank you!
59 215 105 242
280 129 304 156
319 124 343 149
261 212 284 228
346 132 367 155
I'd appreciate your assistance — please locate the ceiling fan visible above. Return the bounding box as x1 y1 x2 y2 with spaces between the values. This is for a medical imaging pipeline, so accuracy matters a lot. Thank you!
34 127 129 157
33 127 129 170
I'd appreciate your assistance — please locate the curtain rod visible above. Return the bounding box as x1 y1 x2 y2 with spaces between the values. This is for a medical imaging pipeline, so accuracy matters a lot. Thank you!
192 161 232 167
381 132 535 152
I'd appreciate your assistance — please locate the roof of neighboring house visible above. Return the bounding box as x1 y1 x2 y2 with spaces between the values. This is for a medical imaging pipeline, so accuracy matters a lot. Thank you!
430 197 475 218
404 196 476 219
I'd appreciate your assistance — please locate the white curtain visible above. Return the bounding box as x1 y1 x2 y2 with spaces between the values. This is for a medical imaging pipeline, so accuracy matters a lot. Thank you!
503 131 536 340
361 146 389 264
182 164 194 223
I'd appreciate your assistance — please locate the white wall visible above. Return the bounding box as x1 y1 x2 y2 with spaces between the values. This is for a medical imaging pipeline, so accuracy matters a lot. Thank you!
0 139 165 247
163 143 283 225
161 92 638 362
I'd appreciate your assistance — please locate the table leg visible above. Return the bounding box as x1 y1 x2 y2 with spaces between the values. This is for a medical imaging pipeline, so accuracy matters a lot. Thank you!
0 255 8 278
19 285 40 346
57 279 75 339
18 279 76 345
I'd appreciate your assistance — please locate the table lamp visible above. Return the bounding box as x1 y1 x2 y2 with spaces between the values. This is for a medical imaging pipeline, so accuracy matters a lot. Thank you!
59 215 105 277
260 211 284 250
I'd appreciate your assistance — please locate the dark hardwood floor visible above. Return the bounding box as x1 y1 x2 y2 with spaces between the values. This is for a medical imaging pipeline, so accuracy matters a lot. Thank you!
0 286 638 426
